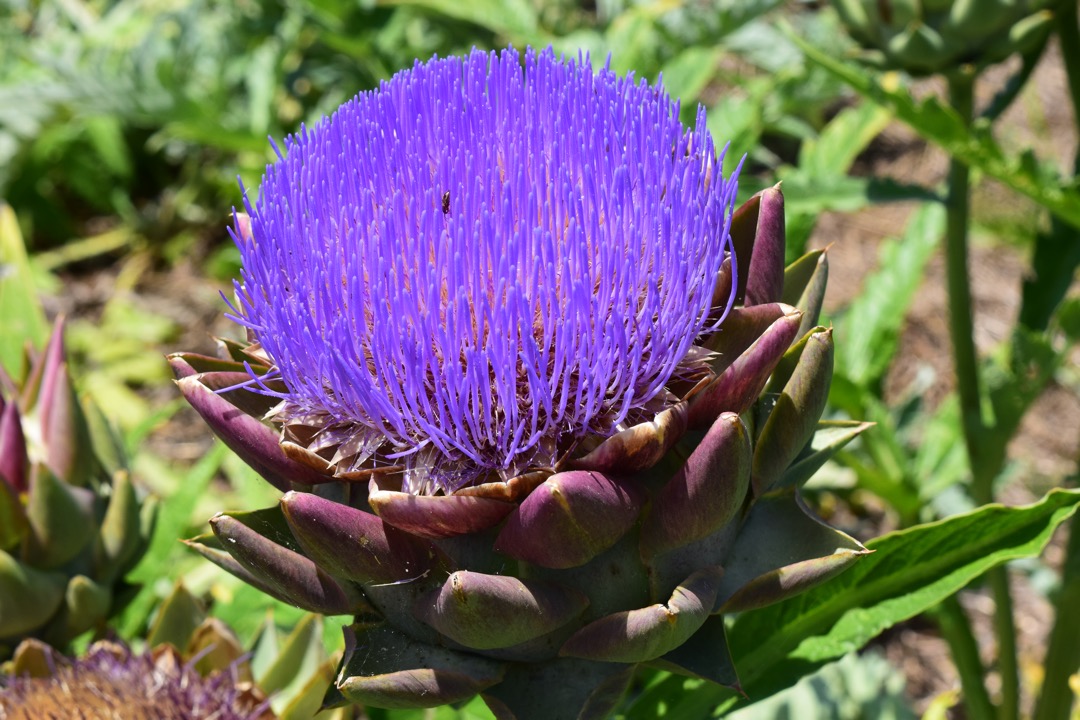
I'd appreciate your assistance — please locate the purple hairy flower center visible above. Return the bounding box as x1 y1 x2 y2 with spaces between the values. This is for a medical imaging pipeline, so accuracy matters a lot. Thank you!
0 643 269 720
228 46 740 494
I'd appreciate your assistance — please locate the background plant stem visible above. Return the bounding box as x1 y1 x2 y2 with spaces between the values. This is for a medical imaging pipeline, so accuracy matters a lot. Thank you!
1061 0 1080 141
934 596 997 719
1032 7 1080 719
945 68 1019 720
1033 508 1080 720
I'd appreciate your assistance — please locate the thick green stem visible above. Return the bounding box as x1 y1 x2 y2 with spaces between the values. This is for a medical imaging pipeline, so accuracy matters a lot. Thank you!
944 70 986 493
1032 10 1080 720
1034 515 1080 720
1060 0 1080 164
934 596 997 720
988 567 1020 720
944 69 1019 720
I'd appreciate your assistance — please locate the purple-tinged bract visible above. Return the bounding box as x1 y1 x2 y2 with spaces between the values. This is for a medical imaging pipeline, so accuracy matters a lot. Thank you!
229 47 741 494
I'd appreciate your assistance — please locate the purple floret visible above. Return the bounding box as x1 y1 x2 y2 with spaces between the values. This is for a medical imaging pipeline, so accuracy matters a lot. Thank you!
229 46 740 494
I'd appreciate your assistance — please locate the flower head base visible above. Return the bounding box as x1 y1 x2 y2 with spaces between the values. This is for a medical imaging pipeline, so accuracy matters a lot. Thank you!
230 46 740 494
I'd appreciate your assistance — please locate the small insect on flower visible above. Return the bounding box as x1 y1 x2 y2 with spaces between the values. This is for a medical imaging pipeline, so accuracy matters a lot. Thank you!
441 191 450 215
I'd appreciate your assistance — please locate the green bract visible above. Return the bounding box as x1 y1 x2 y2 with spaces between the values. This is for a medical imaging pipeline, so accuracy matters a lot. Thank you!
0 320 156 659
831 0 1057 75
175 187 874 718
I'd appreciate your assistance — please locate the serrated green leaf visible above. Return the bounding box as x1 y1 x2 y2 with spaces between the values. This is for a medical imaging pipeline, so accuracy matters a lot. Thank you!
725 651 914 720
910 396 968 501
980 326 1061 475
126 442 225 585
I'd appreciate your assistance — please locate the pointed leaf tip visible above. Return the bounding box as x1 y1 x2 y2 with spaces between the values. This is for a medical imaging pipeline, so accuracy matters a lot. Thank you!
744 186 786 307
210 510 367 616
335 624 505 709
282 490 446 585
642 412 751 556
688 308 802 429
177 375 329 490
754 328 834 496
0 397 28 493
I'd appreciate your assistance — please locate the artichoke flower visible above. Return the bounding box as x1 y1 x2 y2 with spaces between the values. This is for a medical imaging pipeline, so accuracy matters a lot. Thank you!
831 0 1057 75
0 320 156 659
174 47 872 719
1 583 350 720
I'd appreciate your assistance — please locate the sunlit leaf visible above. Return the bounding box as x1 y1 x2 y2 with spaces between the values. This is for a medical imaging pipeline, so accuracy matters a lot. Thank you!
835 202 945 387
0 204 48 376
625 489 1080 716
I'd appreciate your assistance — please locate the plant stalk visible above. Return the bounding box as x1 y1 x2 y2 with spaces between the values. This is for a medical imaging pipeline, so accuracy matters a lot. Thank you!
1033 512 1080 720
1032 9 1080 719
934 595 997 720
1060 0 1080 158
944 68 1019 720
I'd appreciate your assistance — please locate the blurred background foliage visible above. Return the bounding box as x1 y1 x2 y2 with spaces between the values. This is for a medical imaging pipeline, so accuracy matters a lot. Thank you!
1 0 1078 718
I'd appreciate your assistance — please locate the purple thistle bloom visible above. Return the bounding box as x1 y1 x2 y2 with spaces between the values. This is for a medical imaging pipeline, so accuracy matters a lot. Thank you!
0 642 270 719
229 46 741 494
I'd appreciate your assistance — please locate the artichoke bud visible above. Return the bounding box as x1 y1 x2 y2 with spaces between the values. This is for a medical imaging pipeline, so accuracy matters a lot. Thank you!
0 584 346 720
179 47 870 718
832 0 1057 74
0 319 155 659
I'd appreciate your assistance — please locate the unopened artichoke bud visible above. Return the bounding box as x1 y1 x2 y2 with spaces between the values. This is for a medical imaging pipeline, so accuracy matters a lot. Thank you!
831 0 1057 75
0 319 156 660
178 47 871 718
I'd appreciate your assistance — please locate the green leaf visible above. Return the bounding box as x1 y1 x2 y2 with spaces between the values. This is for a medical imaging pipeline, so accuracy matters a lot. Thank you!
118 442 227 636
729 488 1080 706
725 651 914 720
0 204 48 376
980 326 1061 474
1019 217 1080 332
835 202 945 387
660 46 722 109
707 88 765 171
797 100 891 179
787 26 1080 231
377 0 544 45
910 396 968 501
628 488 1080 714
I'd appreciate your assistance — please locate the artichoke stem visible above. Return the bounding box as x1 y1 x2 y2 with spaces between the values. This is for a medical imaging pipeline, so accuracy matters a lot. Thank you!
1032 11 1080 718
944 67 1019 720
